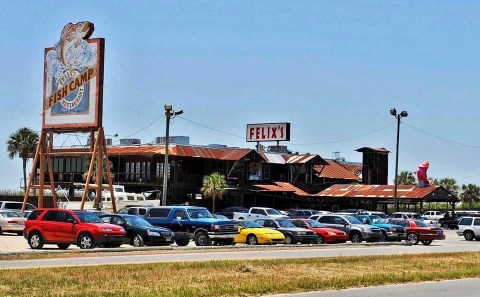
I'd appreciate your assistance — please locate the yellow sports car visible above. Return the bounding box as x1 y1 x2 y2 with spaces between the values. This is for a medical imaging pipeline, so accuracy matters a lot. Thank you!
234 220 285 245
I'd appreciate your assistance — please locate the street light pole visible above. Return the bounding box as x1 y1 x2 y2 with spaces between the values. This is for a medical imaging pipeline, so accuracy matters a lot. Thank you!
162 104 183 206
390 108 408 213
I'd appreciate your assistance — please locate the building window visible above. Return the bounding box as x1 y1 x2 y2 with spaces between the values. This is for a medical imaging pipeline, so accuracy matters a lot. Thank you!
264 166 270 180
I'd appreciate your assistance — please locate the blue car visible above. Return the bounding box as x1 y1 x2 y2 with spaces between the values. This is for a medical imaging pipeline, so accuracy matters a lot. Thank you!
356 214 406 241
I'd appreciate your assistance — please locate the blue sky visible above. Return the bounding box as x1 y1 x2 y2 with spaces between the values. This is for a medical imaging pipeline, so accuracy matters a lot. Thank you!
1 1 480 190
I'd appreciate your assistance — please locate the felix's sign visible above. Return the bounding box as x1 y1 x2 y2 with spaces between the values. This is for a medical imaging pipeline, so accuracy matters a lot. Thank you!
43 21 104 130
246 123 291 142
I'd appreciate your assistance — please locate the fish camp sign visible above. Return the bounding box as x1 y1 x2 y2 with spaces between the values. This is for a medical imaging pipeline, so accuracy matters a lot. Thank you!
43 21 104 130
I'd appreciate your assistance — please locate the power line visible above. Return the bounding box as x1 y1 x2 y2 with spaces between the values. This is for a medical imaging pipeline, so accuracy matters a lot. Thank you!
290 121 396 145
178 116 244 139
403 122 480 149
121 115 165 140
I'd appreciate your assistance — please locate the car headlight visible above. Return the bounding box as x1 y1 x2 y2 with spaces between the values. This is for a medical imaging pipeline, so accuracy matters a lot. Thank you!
361 227 367 232
210 225 221 231
267 233 277 236
389 227 395 232
147 230 160 236
102 228 113 232
328 232 336 236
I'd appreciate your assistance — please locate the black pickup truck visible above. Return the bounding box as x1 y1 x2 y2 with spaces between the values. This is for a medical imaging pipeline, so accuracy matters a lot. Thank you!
144 206 239 246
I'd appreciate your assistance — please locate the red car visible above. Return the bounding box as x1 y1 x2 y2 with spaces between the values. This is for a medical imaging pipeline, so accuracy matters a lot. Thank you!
395 219 445 245
24 208 126 249
289 219 348 244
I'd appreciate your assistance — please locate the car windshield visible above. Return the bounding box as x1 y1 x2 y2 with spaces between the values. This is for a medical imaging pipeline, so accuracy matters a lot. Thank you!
307 220 325 228
187 208 214 219
370 215 387 224
0 211 21 218
74 211 103 223
346 216 363 224
276 219 296 228
414 220 429 227
240 221 262 228
266 209 281 215
124 216 152 227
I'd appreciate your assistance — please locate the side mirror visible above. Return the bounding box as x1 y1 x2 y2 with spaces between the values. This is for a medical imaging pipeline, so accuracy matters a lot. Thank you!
238 226 244 231
67 218 77 224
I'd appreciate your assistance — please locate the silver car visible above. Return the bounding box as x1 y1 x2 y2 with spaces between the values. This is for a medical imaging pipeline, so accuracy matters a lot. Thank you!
311 214 384 243
0 210 26 235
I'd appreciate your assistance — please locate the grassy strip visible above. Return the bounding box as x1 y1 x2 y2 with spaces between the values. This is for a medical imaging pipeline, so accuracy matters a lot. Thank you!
1 252 480 296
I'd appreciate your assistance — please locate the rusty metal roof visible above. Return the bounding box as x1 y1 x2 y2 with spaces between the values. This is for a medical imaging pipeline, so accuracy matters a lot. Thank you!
316 184 438 199
254 182 310 196
314 160 362 181
108 145 253 161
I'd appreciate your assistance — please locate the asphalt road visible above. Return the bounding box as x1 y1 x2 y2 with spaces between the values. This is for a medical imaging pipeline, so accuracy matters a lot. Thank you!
1 229 480 269
266 278 480 297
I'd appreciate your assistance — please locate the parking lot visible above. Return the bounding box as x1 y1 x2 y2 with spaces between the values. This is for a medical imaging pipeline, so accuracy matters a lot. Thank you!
0 229 477 255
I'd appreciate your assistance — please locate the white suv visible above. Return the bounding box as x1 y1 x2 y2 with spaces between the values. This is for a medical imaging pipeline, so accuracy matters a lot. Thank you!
457 217 480 241
423 211 443 220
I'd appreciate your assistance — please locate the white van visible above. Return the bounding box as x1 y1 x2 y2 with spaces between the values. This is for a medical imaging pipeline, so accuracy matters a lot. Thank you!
0 201 36 211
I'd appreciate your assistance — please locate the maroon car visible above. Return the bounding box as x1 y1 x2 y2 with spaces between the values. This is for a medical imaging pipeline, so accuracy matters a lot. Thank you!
24 208 126 249
395 219 445 245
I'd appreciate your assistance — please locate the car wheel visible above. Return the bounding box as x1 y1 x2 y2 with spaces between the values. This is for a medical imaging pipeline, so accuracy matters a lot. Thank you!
350 232 362 243
379 232 386 242
317 235 325 244
247 234 258 245
78 233 94 249
57 243 70 249
421 240 433 245
133 234 145 247
464 231 475 241
175 239 190 246
284 234 294 244
28 232 44 249
194 231 212 246
407 233 419 245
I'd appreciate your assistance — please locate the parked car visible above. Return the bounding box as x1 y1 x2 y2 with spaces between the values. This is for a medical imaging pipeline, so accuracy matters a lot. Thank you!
212 214 229 220
439 215 463 229
116 206 149 217
395 219 445 245
287 209 320 219
100 214 174 247
255 218 318 244
457 217 480 241
233 207 289 221
289 219 348 244
215 207 249 219
355 214 406 241
358 211 387 218
0 210 26 235
234 220 285 245
423 210 443 220
387 212 422 221
0 201 36 211
91 210 108 217
24 208 126 249
336 209 366 215
144 206 238 246
420 216 439 227
311 214 383 243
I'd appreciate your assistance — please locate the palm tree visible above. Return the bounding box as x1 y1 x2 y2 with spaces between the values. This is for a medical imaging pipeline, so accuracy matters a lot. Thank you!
395 171 416 185
460 184 480 208
201 172 227 213
434 178 460 197
7 127 39 192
